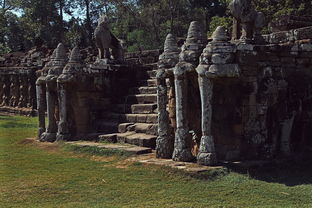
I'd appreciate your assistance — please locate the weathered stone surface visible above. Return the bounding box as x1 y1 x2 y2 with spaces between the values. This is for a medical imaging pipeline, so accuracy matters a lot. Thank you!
94 15 124 61
66 141 152 155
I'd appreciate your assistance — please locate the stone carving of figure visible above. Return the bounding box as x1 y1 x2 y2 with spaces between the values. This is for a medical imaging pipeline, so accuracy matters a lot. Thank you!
229 0 266 42
27 75 36 108
94 15 124 61
18 76 28 108
9 75 20 107
0 76 4 106
1 75 10 106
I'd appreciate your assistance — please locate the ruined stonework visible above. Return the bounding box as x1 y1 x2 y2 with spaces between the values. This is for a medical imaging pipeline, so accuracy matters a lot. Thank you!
229 0 265 43
2 2 312 166
56 47 84 141
156 34 180 158
94 15 124 61
40 43 68 142
172 21 206 162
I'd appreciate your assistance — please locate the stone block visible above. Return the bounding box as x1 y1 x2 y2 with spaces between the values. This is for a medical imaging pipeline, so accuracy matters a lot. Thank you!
211 53 234 64
270 30 294 44
207 64 240 78
294 26 312 40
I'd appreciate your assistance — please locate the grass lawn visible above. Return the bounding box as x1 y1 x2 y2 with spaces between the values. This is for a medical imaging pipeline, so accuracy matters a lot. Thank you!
1 115 312 208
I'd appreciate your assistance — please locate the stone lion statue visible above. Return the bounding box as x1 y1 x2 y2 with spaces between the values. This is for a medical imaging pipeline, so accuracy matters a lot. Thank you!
94 15 124 61
229 0 265 42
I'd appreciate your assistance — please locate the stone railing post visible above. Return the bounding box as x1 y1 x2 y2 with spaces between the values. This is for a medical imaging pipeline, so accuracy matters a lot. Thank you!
172 21 206 162
36 50 56 139
156 34 180 158
40 43 67 142
56 47 83 141
196 26 240 165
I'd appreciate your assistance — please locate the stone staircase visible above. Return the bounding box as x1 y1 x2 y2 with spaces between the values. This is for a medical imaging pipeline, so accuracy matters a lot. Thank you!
96 68 158 149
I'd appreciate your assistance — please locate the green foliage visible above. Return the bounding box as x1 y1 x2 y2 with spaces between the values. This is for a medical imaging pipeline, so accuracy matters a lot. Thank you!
0 43 10 56
208 16 232 37
1 0 312 54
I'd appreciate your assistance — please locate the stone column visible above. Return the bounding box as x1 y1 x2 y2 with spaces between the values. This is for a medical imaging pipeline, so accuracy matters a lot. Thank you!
196 70 217 165
56 47 83 141
156 69 173 158
36 49 56 139
172 65 194 161
18 76 27 108
40 43 67 142
196 26 240 165
28 74 36 109
56 84 70 141
36 82 46 138
172 21 206 162
2 75 10 106
0 76 4 106
156 34 179 159
43 81 58 141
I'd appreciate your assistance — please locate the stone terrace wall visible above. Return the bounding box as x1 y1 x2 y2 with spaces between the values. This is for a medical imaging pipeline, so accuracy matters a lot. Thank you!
0 47 161 116
211 27 312 161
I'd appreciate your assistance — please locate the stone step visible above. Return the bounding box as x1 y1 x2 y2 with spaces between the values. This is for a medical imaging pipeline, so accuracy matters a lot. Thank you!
116 132 157 148
102 113 158 124
128 86 157 95
121 94 157 104
147 70 157 79
66 141 152 155
127 123 158 135
138 79 157 87
131 104 157 114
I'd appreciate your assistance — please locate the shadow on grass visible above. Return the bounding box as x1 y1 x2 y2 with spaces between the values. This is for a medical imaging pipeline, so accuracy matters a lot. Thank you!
225 159 312 186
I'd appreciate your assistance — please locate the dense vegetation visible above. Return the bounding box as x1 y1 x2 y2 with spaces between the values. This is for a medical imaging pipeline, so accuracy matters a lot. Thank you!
0 0 312 55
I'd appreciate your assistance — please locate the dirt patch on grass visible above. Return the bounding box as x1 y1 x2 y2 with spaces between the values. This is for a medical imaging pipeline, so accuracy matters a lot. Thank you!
18 138 60 153
113 153 155 169
18 138 119 163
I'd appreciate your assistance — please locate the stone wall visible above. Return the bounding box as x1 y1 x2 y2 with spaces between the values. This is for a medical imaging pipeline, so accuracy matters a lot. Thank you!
0 67 38 115
0 46 160 116
156 20 312 164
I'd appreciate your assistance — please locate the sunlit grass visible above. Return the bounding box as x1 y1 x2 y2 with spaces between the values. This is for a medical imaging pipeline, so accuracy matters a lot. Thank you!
1 115 312 207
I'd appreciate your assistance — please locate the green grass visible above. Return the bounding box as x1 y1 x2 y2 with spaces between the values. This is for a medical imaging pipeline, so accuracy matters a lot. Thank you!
1 115 312 207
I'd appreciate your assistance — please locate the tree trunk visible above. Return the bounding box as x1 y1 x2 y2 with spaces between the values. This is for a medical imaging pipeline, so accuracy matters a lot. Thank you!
85 0 93 46
59 0 64 42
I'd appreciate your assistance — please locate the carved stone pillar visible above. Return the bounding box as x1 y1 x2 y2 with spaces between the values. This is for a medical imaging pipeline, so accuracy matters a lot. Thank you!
156 34 179 158
196 26 240 165
9 75 19 107
173 65 194 161
56 47 83 141
28 74 36 109
196 71 217 165
36 50 56 139
36 83 46 138
0 76 4 106
40 43 67 142
18 76 28 108
172 21 206 162
2 75 10 106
